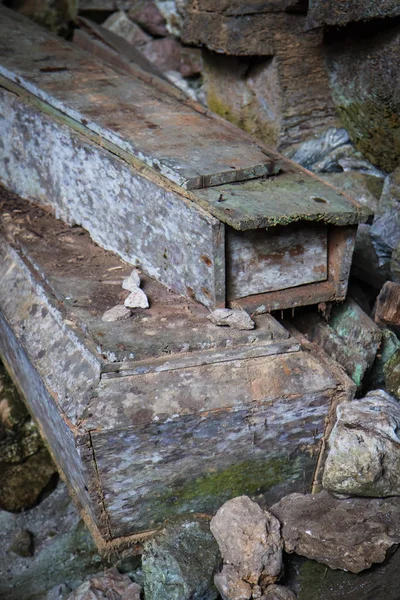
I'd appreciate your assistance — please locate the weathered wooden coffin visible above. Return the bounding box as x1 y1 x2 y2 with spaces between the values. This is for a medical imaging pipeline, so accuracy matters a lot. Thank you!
0 7 369 312
0 193 355 548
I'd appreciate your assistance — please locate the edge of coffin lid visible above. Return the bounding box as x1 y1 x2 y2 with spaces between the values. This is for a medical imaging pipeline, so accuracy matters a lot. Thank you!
0 6 277 191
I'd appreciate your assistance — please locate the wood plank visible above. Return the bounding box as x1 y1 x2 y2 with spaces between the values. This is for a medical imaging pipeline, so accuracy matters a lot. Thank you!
194 173 370 231
0 6 275 190
226 223 327 299
0 88 225 309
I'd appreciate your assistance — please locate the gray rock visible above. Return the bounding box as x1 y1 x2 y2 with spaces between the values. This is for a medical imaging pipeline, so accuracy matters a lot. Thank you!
210 496 283 598
207 309 254 331
142 518 220 600
101 305 132 322
261 585 297 600
122 270 141 292
128 0 169 36
320 171 383 214
367 329 400 389
0 481 103 600
102 11 151 47
288 128 350 171
270 491 400 573
371 169 400 270
9 529 34 557
352 224 389 289
385 350 400 399
124 288 149 309
323 390 400 497
66 568 141 599
44 584 72 600
0 360 57 512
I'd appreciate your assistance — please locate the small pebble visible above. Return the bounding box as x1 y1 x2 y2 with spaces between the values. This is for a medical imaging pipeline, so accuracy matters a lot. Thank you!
101 305 132 322
207 308 254 330
124 288 149 309
122 270 141 292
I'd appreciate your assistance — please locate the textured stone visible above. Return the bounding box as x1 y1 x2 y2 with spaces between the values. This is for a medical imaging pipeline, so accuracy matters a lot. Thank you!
307 0 400 28
352 224 388 289
385 351 400 400
270 491 400 573
371 169 400 272
368 329 400 389
327 25 400 172
124 288 149 309
211 496 283 596
66 569 141 600
101 305 132 323
207 309 254 330
128 0 169 36
122 270 141 291
102 11 151 47
9 529 34 557
320 172 383 214
374 282 400 329
142 518 220 600
261 585 297 600
0 360 57 512
323 390 400 497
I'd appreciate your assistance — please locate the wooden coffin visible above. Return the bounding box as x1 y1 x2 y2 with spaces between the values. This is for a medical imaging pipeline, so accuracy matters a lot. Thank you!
0 8 369 312
0 192 355 548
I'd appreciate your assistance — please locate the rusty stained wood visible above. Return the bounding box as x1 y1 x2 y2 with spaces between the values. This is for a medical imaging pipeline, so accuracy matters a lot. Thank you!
0 88 225 309
0 6 275 190
226 223 328 299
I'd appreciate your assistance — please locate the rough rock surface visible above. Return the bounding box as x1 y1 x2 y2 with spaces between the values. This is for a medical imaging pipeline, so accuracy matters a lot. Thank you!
270 491 400 573
128 0 168 36
122 270 141 291
207 308 254 330
307 0 400 28
327 25 400 172
323 390 400 497
101 305 132 322
9 529 34 557
124 288 149 309
261 585 297 600
374 281 400 329
371 168 400 276
0 481 103 600
142 518 220 600
66 568 141 600
367 329 400 389
211 496 283 598
0 360 57 512
384 351 400 399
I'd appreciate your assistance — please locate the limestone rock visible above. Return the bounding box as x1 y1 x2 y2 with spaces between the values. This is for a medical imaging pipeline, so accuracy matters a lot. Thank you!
385 351 400 400
0 360 57 512
9 529 34 557
261 585 297 600
367 329 400 389
352 224 388 290
124 288 149 309
207 309 254 330
101 305 132 323
371 169 400 271
142 518 220 600
295 299 382 386
327 26 400 172
374 282 400 329
323 390 400 497
122 270 141 291
270 491 400 573
66 568 141 599
210 496 283 597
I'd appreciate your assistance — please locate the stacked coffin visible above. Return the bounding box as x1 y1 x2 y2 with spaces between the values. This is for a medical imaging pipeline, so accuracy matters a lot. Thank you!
0 7 363 549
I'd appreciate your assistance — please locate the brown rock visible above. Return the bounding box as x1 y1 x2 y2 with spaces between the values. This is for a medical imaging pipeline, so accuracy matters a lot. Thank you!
270 491 400 573
128 0 168 36
307 0 400 28
66 568 141 600
210 496 283 597
261 584 297 599
374 282 400 328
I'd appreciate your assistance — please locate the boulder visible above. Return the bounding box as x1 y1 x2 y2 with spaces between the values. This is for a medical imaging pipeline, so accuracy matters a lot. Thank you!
323 390 400 497
385 351 400 399
210 496 283 598
0 360 57 512
327 24 400 172
128 0 169 36
270 491 400 573
371 169 400 274
66 569 141 600
142 518 220 600
367 329 400 389
374 282 400 329
261 585 297 600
